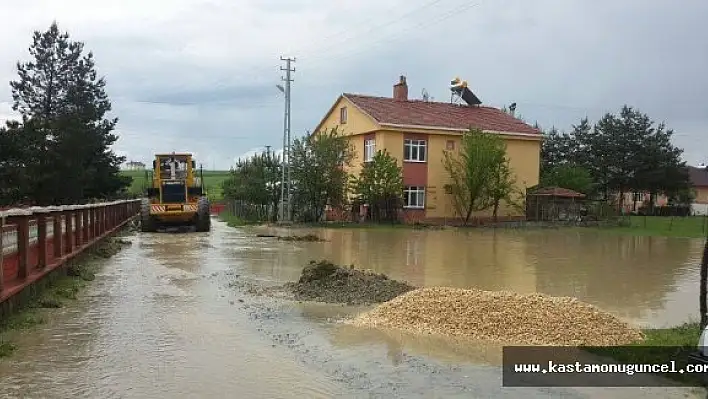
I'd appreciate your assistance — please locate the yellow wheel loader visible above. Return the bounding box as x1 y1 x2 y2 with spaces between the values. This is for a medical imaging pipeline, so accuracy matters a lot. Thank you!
140 152 211 232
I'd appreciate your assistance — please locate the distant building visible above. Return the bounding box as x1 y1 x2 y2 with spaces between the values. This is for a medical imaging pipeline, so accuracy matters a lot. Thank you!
125 161 146 170
689 165 708 215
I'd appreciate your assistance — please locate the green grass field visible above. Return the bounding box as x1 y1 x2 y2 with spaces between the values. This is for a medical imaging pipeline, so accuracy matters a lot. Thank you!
120 170 231 202
596 215 708 238
586 322 704 386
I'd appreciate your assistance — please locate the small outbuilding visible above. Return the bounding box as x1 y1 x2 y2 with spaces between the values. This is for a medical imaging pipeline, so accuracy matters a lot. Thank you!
526 186 586 222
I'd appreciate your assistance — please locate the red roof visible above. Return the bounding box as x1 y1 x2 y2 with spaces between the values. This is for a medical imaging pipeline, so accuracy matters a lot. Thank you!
689 166 708 187
343 94 541 135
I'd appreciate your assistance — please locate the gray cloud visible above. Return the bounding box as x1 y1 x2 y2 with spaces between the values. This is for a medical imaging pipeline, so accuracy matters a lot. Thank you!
1 0 707 168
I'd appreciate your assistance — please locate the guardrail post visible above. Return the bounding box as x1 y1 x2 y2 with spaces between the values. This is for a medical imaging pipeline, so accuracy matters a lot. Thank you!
74 208 82 247
82 208 89 243
0 214 4 293
11 214 30 280
92 206 98 239
53 209 63 260
64 208 74 254
98 207 104 235
36 211 47 269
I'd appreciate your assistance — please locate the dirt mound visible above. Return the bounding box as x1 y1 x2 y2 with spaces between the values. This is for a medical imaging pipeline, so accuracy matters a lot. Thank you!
91 237 132 259
283 260 415 305
348 287 644 346
257 233 325 242
279 234 324 242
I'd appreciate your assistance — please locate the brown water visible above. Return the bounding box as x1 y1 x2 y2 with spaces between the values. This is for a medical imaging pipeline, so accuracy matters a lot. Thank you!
242 226 704 328
0 226 344 398
0 221 704 398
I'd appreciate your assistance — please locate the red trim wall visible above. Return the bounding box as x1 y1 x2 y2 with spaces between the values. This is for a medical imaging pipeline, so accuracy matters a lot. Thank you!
401 133 428 186
402 133 429 220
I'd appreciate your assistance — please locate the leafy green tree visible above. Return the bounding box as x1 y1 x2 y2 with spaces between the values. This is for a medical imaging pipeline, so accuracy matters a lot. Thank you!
8 22 128 205
351 149 404 223
540 107 689 208
222 150 281 221
487 158 521 223
290 127 354 222
540 127 565 175
442 128 508 225
540 164 594 195
633 120 690 207
0 120 42 205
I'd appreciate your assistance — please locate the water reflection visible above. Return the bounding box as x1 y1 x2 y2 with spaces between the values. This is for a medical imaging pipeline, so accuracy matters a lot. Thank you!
329 323 504 367
240 226 702 327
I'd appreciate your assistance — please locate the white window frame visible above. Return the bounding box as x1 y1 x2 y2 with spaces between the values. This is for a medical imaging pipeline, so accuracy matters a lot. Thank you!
404 186 426 209
364 138 376 162
404 139 427 162
340 107 347 124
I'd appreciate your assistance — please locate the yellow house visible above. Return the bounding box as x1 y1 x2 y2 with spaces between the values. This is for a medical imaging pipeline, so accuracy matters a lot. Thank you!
313 76 542 224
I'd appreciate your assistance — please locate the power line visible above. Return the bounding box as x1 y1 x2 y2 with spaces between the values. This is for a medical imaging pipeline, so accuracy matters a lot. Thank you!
155 0 476 91
302 1 482 70
110 1 484 154
297 0 449 60
283 0 448 58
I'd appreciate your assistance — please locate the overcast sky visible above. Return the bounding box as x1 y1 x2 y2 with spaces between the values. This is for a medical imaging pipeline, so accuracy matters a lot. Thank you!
0 0 706 169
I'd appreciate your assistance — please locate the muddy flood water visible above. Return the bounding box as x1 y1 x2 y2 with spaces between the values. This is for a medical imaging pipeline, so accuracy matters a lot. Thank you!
0 219 705 398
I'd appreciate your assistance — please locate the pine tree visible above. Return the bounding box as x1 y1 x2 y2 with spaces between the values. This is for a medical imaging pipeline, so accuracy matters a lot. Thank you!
9 22 129 205
352 149 404 222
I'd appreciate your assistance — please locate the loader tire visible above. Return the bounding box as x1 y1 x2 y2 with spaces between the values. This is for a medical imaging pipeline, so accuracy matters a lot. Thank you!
140 200 158 232
195 196 211 232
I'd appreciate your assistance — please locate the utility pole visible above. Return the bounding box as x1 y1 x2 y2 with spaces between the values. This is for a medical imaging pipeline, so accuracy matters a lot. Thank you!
280 56 295 222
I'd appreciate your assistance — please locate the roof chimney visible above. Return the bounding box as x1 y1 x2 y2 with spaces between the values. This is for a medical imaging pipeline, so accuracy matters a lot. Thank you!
393 75 408 101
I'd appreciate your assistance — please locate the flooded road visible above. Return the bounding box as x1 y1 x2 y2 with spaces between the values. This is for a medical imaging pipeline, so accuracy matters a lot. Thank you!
0 224 342 398
0 220 704 398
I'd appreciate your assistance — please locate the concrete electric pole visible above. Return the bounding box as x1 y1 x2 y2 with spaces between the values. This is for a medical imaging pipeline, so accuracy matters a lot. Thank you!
280 56 295 222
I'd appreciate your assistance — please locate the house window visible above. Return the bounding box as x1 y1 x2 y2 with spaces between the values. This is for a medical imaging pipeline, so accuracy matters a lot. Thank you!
633 192 642 202
404 139 427 162
404 186 425 209
340 107 347 124
446 140 455 151
364 138 375 162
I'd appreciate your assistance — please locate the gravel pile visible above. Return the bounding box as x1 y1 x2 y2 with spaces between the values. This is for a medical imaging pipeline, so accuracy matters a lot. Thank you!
348 287 645 346
283 260 415 305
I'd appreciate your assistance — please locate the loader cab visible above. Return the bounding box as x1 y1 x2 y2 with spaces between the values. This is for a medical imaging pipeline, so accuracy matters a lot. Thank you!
148 153 201 204
140 151 211 233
